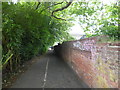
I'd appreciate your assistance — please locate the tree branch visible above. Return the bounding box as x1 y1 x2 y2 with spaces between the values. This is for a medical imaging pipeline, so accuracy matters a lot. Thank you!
51 0 73 20
40 2 64 13
36 2 41 10
52 15 66 21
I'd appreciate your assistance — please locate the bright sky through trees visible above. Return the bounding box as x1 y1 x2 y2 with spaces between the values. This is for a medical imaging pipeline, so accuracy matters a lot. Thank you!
2 0 119 75
11 0 118 40
69 0 118 39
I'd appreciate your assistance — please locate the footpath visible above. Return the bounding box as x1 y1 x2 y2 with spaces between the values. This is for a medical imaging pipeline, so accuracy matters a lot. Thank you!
11 51 89 88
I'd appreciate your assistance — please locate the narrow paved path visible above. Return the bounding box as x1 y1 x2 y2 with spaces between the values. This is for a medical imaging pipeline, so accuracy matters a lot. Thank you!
11 51 89 88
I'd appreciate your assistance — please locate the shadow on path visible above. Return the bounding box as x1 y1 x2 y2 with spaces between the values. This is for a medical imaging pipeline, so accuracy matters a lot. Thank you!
11 51 89 88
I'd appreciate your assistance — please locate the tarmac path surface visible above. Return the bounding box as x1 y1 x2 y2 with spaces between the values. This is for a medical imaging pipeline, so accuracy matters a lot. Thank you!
11 51 89 88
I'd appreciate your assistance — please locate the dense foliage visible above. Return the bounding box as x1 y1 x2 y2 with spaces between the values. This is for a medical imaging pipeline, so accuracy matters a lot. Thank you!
2 2 73 71
70 1 119 39
1 0 119 74
99 3 119 39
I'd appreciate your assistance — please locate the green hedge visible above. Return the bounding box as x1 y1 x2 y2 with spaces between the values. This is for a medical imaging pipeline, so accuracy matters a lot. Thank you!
2 2 73 71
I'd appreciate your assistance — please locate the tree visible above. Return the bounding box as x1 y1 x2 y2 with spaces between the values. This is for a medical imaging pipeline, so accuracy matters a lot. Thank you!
2 1 74 71
69 0 119 39
2 0 119 76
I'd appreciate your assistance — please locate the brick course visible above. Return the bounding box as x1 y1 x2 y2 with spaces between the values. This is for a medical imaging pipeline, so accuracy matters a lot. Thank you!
54 36 119 88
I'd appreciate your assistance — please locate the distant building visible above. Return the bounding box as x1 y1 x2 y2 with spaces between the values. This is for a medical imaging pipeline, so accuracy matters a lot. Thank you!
80 35 87 39
70 34 84 40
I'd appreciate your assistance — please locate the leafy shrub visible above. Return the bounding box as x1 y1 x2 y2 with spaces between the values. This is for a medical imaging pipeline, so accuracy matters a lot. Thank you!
2 2 73 71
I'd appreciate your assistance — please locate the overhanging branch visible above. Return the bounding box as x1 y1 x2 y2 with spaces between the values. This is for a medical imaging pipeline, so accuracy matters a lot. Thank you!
36 2 41 10
51 0 73 20
40 2 64 13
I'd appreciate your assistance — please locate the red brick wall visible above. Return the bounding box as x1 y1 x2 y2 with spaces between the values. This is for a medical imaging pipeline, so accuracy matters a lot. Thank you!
54 36 119 88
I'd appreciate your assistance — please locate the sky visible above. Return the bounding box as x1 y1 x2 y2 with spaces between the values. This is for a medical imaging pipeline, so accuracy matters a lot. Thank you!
69 18 85 40
69 0 118 39
11 0 118 40
69 22 85 35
